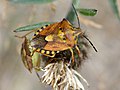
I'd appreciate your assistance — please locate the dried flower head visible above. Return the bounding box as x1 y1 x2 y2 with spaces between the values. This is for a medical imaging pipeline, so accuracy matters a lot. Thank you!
41 61 89 90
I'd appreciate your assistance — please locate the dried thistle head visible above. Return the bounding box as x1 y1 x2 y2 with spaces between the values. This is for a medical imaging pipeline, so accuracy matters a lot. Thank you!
41 61 89 90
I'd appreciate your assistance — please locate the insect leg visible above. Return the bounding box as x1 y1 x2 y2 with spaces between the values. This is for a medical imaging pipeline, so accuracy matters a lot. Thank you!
35 71 41 81
69 48 75 63
15 30 36 38
75 45 81 58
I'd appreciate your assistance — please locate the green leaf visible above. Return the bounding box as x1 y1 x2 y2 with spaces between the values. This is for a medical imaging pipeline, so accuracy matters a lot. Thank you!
14 22 53 32
109 0 120 20
8 0 55 4
77 8 97 16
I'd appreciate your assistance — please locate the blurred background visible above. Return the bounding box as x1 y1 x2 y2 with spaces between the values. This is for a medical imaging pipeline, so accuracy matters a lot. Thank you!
0 0 120 90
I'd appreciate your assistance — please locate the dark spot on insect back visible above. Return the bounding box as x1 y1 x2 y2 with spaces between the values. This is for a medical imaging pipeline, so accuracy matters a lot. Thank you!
34 34 36 36
59 27 62 30
45 25 49 27
49 51 54 56
63 37 66 40
40 49 42 52
37 30 40 32
41 27 44 29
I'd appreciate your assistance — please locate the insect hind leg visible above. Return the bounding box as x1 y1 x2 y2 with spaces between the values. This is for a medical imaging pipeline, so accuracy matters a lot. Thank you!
35 71 41 81
69 48 75 63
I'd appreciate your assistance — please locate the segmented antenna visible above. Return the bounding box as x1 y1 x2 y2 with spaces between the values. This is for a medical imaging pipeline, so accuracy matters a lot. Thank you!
83 35 98 52
72 4 98 52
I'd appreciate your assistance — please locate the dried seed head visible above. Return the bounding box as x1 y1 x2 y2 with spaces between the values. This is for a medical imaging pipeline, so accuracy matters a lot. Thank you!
41 61 89 90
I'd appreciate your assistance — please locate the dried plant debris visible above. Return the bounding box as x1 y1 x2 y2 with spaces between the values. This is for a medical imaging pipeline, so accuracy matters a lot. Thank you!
41 61 89 90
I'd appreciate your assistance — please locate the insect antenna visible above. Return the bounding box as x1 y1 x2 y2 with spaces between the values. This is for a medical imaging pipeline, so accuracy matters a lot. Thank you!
72 4 98 52
83 35 98 52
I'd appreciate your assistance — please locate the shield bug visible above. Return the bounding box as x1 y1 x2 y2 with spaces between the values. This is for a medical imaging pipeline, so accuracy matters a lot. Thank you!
15 4 97 65
30 17 97 63
29 18 81 62
18 18 97 64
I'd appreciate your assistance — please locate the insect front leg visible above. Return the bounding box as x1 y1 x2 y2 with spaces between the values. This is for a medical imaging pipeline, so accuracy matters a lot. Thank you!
75 45 81 58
